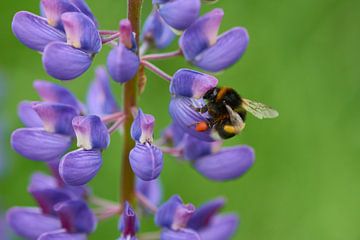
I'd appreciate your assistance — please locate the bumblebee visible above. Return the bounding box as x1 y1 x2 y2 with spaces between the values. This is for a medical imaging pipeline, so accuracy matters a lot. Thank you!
192 87 279 139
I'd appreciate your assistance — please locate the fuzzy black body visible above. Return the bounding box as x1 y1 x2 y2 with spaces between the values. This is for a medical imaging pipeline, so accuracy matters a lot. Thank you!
202 87 247 139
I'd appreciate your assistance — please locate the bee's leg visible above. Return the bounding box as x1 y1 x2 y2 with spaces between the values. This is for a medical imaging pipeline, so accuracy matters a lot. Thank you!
190 104 208 113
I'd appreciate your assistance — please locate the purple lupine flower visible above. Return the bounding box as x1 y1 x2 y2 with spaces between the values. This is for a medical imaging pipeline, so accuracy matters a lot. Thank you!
12 80 85 162
156 196 239 240
7 172 93 239
129 109 164 181
141 10 175 49
161 122 255 181
12 0 101 80
136 177 162 207
169 68 218 141
155 195 200 239
179 8 249 72
153 0 201 31
59 115 109 186
118 202 139 240
107 19 140 83
11 103 76 161
87 67 120 116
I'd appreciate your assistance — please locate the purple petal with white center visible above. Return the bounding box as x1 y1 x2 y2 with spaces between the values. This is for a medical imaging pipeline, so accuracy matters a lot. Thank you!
129 143 163 181
170 69 218 99
87 67 119 116
119 19 133 49
155 195 195 230
72 115 110 150
131 109 155 144
41 0 79 29
11 11 66 52
61 12 101 53
69 0 97 25
157 0 200 31
39 230 87 240
33 102 78 136
180 8 224 61
17 101 43 128
141 10 175 49
193 27 249 72
136 178 162 207
187 198 225 230
161 229 201 240
107 44 140 83
119 202 139 238
34 80 83 112
54 200 97 233
7 207 61 240
42 41 93 80
183 134 213 160
169 97 214 142
59 149 102 186
198 214 239 240
11 128 72 161
193 145 255 181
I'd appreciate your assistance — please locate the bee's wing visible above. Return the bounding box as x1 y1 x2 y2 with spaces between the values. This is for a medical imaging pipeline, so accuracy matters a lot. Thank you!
242 99 279 119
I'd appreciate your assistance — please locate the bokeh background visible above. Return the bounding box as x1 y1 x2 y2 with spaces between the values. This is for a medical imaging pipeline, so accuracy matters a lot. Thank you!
1 0 360 239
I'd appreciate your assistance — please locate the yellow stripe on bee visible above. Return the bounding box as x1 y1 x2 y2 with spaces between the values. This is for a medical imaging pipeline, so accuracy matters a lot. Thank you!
216 87 230 102
223 125 237 134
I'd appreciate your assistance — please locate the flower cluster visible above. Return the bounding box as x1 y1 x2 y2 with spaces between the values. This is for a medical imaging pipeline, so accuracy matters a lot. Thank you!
8 0 278 239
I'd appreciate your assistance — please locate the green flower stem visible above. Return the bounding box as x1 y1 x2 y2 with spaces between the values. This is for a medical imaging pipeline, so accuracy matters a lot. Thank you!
121 0 143 206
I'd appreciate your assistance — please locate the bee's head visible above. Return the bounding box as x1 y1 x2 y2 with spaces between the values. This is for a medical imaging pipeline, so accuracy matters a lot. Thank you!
203 87 219 102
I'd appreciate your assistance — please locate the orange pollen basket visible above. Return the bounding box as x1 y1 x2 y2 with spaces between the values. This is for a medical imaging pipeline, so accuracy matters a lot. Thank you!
195 121 209 132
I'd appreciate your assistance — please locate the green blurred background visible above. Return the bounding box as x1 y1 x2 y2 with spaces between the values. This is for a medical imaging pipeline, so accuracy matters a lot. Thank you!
1 0 360 239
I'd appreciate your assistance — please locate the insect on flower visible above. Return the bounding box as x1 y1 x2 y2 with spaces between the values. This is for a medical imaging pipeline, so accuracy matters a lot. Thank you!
192 86 279 139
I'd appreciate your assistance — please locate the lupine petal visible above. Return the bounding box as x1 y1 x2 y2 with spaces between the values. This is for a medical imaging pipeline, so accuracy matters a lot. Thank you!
39 230 87 240
61 12 101 53
157 0 200 31
41 0 79 29
161 122 185 147
11 128 72 161
54 200 97 233
33 80 83 112
136 178 162 207
87 67 119 116
119 19 133 49
180 8 224 61
161 229 201 240
169 97 214 142
170 69 218 99
131 109 155 144
129 143 163 181
17 101 43 128
183 134 213 160
141 11 175 49
193 145 255 181
59 149 102 186
69 0 97 25
28 172 71 215
187 198 225 230
7 207 61 240
198 214 239 240
43 41 92 80
107 44 140 83
33 102 78 136
155 195 195 230
193 27 249 72
119 202 139 237
72 115 110 150
12 11 66 51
